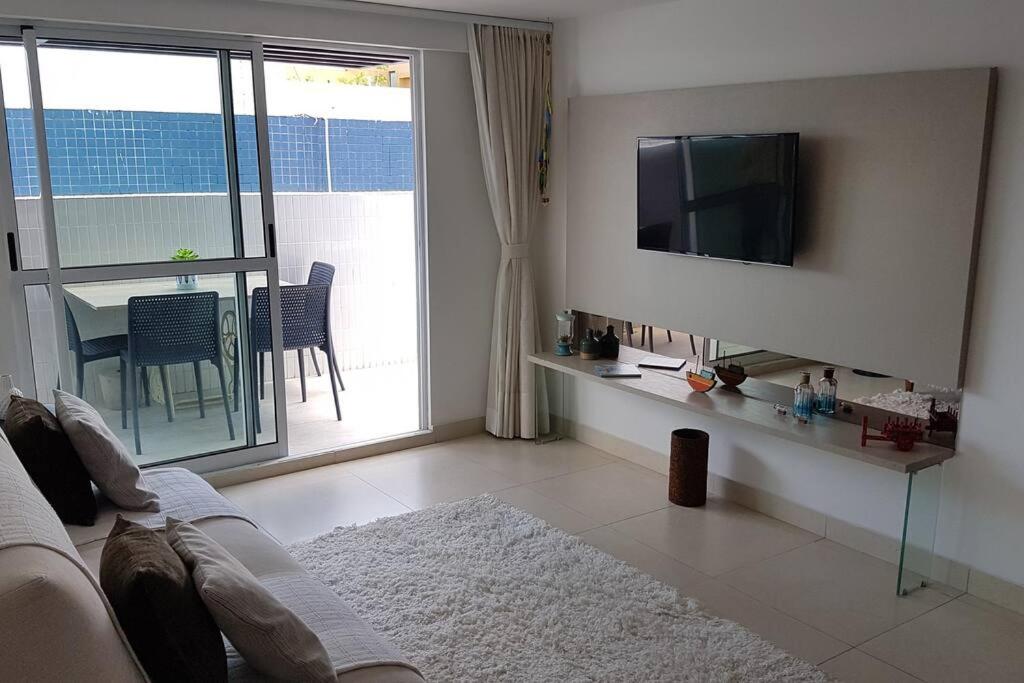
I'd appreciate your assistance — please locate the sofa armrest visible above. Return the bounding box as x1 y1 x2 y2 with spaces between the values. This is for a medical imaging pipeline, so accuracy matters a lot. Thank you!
0 545 148 682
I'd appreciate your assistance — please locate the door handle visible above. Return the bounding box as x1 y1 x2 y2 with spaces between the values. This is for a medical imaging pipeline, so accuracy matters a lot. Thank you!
6 231 17 272
267 223 276 258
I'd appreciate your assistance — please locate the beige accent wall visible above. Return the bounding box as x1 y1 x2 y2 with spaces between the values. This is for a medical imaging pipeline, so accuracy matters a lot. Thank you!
566 68 994 388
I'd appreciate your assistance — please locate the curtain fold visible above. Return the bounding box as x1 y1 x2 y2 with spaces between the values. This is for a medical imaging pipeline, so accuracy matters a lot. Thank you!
468 24 551 439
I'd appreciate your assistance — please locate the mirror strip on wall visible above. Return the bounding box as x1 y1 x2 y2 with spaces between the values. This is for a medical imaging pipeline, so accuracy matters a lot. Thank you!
572 310 960 449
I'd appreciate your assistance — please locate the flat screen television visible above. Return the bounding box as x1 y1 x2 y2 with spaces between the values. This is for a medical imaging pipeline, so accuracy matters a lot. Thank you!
637 133 798 266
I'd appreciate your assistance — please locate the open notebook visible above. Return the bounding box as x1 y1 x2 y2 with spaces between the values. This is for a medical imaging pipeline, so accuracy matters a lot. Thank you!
637 356 686 371
593 363 642 379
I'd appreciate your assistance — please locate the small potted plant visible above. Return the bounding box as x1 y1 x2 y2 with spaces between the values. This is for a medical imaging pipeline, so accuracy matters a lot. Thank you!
172 248 200 290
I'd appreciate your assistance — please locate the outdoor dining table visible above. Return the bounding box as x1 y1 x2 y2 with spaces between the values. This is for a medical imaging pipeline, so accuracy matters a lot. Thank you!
63 273 291 408
63 273 288 312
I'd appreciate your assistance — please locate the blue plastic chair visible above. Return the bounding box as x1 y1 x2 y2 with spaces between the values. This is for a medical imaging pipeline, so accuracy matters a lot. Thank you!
305 261 345 391
250 284 341 432
120 291 235 455
64 299 152 402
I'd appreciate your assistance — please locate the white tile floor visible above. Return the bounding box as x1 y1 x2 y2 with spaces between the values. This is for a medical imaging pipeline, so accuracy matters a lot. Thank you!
219 434 1024 682
99 362 420 465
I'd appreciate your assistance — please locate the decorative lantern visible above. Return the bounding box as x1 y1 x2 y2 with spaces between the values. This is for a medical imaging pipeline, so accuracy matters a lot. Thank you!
555 310 575 356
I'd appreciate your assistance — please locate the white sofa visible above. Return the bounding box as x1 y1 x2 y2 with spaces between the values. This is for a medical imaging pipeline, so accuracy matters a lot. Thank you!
0 428 423 682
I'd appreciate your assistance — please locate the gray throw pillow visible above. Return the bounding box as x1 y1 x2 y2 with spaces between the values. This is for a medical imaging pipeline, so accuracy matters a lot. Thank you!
166 518 335 682
53 389 159 512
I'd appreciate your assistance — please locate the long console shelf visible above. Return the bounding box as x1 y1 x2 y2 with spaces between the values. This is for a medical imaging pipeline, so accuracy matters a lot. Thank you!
528 347 956 474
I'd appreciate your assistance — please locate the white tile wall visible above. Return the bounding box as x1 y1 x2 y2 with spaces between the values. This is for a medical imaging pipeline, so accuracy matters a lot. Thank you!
272 192 418 374
20 191 418 398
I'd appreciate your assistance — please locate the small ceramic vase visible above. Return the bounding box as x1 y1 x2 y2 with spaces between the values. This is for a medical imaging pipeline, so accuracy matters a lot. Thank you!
579 328 601 360
599 324 620 359
176 274 199 290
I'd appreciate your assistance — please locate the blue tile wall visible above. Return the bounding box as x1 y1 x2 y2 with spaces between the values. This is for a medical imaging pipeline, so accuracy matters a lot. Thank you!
233 115 261 194
4 110 40 196
44 110 228 195
267 115 328 193
5 109 413 197
328 119 414 192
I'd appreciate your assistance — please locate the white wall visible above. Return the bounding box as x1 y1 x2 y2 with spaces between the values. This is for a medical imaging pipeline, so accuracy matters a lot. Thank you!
544 0 1024 586
0 0 468 51
422 50 499 426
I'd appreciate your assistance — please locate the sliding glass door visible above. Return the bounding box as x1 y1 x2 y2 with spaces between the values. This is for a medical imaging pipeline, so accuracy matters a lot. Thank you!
2 27 429 468
259 45 425 456
1 27 288 470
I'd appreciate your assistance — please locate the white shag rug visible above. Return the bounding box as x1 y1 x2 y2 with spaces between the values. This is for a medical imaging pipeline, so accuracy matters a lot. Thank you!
288 495 829 682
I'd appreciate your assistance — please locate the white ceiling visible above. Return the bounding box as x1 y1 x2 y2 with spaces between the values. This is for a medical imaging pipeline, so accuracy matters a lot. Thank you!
342 0 673 22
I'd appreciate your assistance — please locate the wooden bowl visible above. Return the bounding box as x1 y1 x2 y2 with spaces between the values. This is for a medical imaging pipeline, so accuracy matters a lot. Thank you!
686 372 717 393
714 366 747 387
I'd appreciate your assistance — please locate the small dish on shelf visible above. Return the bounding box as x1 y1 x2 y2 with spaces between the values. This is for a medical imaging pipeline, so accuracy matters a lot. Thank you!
714 364 747 387
686 371 717 393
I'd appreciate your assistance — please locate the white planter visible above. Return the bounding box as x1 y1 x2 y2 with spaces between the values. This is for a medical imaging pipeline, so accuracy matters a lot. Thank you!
176 274 199 290
97 368 122 410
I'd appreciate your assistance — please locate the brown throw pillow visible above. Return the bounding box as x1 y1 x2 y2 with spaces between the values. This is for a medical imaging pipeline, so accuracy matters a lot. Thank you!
4 395 97 525
100 516 227 683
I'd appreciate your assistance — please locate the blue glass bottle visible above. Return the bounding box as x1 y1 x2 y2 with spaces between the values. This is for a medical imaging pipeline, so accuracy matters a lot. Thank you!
793 371 815 422
816 367 838 415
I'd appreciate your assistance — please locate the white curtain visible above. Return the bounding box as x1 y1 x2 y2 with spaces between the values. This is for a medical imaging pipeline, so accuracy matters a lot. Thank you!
468 24 551 439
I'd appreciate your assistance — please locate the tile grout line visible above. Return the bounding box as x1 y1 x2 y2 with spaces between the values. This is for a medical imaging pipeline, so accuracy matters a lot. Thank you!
466 455 627 491
848 590 960 652
710 534 825 581
711 539 961 663
346 470 416 513
815 646 854 667
569 519 893 658
822 646 927 681
601 499 821 578
569 514 852 666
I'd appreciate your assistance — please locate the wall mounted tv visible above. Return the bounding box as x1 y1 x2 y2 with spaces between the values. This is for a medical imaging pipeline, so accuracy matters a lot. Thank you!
637 133 798 266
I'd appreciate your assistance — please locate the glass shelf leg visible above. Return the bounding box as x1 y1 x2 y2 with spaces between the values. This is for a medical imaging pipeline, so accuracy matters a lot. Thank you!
534 365 562 445
896 465 943 596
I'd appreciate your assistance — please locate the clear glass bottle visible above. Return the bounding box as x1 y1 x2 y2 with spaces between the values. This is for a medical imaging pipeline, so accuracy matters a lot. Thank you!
816 366 838 415
554 310 575 356
793 371 815 422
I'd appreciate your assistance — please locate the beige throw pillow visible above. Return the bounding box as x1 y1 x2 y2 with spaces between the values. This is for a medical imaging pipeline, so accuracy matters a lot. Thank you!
53 389 159 511
165 518 335 682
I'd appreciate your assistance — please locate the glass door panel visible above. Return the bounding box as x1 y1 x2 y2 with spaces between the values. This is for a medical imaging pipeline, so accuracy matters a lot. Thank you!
261 49 423 456
0 40 46 270
230 56 267 259
22 283 59 398
8 29 287 469
25 272 277 465
35 43 239 267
